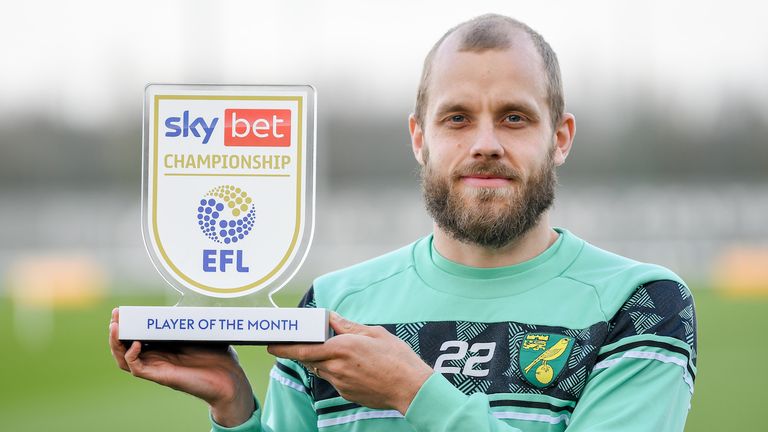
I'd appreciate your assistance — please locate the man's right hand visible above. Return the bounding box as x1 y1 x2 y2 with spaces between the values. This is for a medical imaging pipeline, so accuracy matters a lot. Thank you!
108 308 256 427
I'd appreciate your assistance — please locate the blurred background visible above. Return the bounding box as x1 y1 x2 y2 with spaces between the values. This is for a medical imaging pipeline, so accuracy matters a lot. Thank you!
1 0 766 430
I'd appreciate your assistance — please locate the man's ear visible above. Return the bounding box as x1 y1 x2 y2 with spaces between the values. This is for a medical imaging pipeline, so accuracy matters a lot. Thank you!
409 114 425 166
553 113 576 166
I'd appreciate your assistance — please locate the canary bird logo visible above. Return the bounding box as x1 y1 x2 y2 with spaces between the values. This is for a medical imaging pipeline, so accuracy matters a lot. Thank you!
519 334 575 387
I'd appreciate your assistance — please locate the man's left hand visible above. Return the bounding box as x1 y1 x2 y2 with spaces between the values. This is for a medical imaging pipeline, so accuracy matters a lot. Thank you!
267 312 433 415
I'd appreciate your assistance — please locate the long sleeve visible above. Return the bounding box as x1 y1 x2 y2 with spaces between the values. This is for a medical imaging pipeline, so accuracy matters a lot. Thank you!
211 288 320 432
566 280 697 431
262 358 319 430
405 373 524 432
209 358 318 432
406 280 696 432
565 352 691 431
209 400 269 432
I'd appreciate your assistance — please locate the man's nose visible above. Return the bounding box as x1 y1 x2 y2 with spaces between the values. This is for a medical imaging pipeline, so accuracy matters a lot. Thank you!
469 122 504 159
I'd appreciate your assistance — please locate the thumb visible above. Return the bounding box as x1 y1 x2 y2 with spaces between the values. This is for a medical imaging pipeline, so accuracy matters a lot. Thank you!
329 312 365 335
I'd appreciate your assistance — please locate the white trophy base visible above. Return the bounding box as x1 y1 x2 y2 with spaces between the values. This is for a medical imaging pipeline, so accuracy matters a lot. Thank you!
119 306 330 344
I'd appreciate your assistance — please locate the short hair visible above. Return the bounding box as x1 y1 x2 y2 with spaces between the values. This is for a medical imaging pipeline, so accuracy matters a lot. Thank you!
414 14 564 129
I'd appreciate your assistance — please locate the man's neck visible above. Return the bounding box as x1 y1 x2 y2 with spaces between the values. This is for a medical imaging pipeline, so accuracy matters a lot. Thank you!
432 215 559 268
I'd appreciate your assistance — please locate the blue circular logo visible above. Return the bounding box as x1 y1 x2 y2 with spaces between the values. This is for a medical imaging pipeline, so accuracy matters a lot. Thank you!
196 185 256 244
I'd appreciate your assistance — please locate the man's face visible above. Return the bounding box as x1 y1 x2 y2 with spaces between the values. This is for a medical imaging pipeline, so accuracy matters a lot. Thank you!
414 35 565 248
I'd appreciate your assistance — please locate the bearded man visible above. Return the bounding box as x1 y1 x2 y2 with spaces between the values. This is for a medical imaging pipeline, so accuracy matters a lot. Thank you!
110 13 697 432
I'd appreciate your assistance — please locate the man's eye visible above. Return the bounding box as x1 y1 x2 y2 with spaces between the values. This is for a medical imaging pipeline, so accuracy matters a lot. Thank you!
449 115 466 123
506 114 523 123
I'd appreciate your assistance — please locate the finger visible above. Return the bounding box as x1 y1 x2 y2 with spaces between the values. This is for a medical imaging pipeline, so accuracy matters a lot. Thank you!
267 343 334 362
109 321 130 371
329 312 373 336
227 345 240 363
111 307 119 324
303 360 335 380
124 341 145 376
302 361 320 377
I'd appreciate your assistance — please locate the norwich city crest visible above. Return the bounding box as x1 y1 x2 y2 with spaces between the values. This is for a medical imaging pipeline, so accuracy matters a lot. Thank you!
519 333 574 388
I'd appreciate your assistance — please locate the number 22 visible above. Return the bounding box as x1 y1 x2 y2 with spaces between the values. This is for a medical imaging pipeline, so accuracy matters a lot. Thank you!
434 341 496 377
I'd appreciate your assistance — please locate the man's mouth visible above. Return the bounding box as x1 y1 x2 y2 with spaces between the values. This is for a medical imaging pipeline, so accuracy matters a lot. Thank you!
460 175 514 187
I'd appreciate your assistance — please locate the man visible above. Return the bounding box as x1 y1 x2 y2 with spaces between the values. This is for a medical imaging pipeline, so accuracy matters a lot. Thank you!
109 14 696 431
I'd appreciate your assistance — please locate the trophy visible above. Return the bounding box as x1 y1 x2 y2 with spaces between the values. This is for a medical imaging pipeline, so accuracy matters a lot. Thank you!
119 84 328 344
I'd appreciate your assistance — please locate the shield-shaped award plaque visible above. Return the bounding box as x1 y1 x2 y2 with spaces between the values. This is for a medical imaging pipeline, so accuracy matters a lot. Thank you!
119 84 328 343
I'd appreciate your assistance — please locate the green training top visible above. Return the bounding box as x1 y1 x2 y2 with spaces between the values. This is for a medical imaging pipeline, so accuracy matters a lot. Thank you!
211 228 697 432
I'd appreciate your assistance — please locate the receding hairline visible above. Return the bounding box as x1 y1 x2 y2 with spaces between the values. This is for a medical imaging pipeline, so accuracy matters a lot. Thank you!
454 15 529 51
415 14 564 128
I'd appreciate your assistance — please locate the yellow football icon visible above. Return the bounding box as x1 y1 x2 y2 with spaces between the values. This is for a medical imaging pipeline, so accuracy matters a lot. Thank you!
535 364 554 384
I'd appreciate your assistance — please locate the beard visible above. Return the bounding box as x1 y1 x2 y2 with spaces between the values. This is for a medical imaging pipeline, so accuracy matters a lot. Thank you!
420 146 557 249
